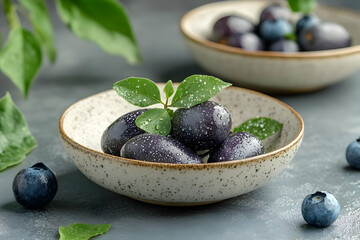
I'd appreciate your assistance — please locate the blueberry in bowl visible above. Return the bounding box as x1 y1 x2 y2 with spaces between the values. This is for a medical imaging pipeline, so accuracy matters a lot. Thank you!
59 76 304 206
180 1 360 93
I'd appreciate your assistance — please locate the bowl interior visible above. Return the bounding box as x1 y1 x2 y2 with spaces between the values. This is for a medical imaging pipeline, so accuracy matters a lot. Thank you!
182 1 360 47
61 86 302 159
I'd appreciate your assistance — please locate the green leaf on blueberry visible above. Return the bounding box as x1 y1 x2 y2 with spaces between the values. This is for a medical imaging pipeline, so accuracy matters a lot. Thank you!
59 223 111 240
135 108 172 136
0 93 37 172
170 75 232 108
113 77 162 107
233 117 283 140
113 74 232 136
288 0 317 14
164 80 174 99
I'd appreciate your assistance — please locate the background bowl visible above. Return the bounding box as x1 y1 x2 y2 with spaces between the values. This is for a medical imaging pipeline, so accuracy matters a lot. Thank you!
59 85 304 206
180 1 360 93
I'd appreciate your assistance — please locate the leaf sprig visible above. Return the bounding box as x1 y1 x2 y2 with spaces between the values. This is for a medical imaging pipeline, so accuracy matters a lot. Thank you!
113 75 232 136
1 0 141 98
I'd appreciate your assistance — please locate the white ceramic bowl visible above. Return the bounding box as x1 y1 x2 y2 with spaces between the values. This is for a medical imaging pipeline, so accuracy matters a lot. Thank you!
180 1 360 93
59 85 304 206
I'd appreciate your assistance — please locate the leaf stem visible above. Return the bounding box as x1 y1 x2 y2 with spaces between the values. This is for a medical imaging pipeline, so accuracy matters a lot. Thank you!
164 96 169 110
4 0 21 29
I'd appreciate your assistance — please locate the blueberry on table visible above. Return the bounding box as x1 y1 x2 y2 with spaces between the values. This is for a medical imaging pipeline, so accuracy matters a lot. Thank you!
101 109 146 156
346 137 360 169
301 191 340 228
296 15 320 36
213 15 255 42
208 132 265 163
268 39 299 52
299 22 351 51
227 33 265 51
259 4 291 23
120 134 202 164
12 162 58 209
259 19 293 43
171 101 231 151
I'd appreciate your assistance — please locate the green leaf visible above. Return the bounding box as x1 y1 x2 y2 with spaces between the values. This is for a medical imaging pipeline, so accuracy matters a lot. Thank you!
164 80 174 99
19 0 56 62
113 77 162 107
4 0 20 29
233 117 283 140
284 33 297 42
59 223 111 240
0 28 42 98
288 0 317 14
0 93 37 172
170 75 232 108
56 0 141 64
166 108 174 118
135 109 171 136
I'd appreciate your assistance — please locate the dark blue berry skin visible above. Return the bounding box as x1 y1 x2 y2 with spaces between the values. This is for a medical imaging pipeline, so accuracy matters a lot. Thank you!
346 137 360 169
268 39 299 52
259 4 291 23
101 109 146 156
259 19 293 43
12 163 58 209
213 15 255 42
301 191 340 228
120 134 202 164
208 132 265 163
227 33 265 51
299 22 351 51
296 15 319 36
171 101 232 151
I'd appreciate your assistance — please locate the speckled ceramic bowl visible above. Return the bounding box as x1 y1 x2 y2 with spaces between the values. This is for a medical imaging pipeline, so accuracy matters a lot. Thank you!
180 1 360 93
59 85 304 206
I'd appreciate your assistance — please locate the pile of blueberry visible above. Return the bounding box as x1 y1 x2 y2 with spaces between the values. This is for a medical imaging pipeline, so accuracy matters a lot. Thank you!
101 101 264 164
212 3 351 52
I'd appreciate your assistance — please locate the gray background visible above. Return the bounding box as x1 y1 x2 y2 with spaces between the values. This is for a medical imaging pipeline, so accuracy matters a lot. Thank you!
1 0 360 239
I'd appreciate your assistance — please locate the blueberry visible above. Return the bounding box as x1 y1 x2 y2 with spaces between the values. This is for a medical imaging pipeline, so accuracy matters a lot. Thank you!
299 22 351 51
101 109 146 156
120 134 202 164
213 15 255 42
346 137 360 169
227 33 265 51
296 15 319 36
208 132 265 163
259 19 293 43
301 191 340 228
268 39 299 52
12 163 58 209
259 4 291 23
171 101 231 151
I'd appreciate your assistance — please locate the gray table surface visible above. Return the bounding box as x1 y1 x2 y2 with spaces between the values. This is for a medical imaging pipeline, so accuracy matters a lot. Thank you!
1 0 360 239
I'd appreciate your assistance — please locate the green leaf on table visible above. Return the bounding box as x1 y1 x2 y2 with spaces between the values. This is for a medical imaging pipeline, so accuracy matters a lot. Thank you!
19 0 56 62
0 28 42 98
170 75 232 108
113 77 162 107
164 80 174 99
0 93 37 172
59 223 111 240
135 108 171 136
56 0 141 64
288 0 317 14
233 117 283 140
